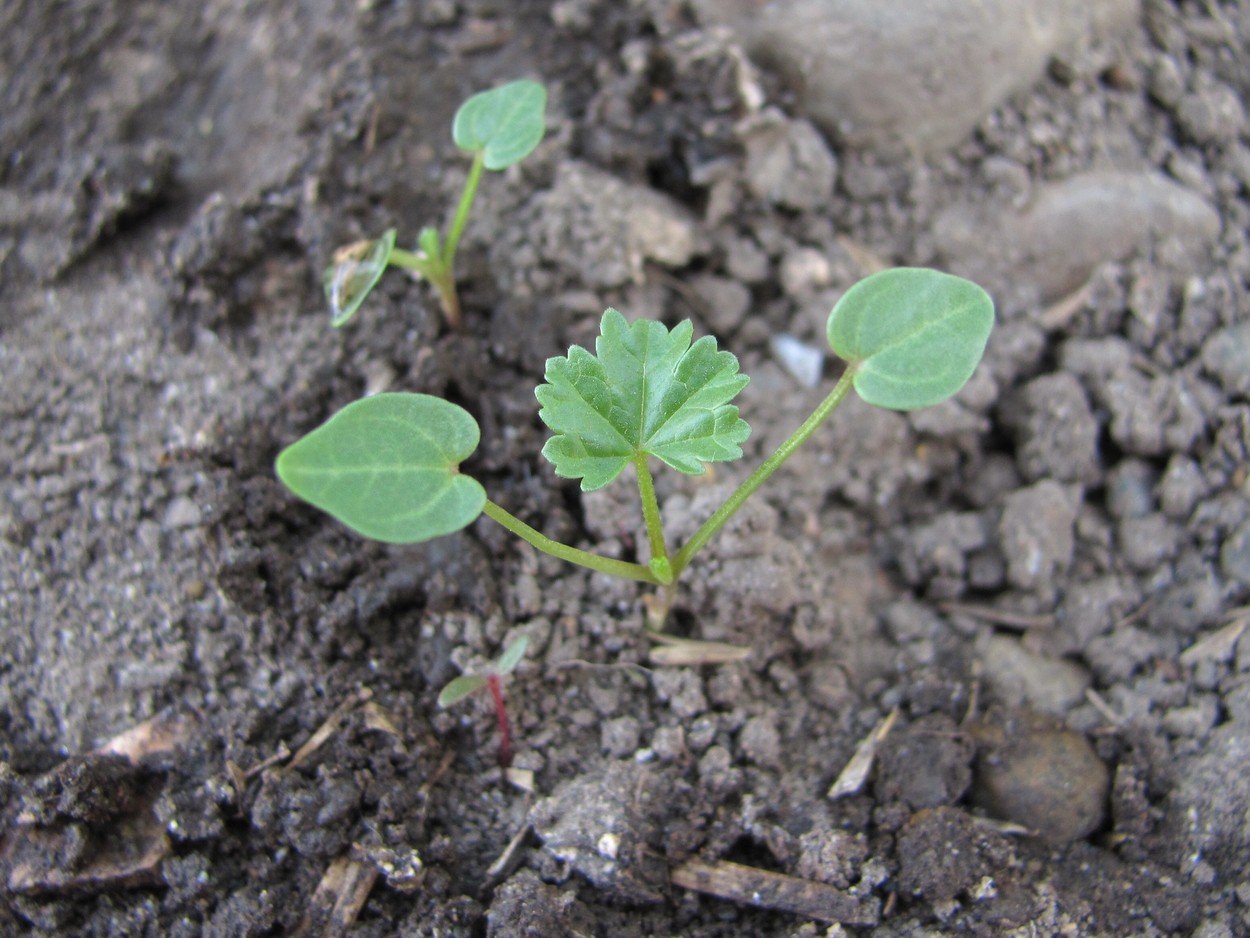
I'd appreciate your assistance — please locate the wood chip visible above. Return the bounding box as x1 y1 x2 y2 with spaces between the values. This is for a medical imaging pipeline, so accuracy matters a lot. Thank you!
484 816 533 884
827 708 898 800
939 601 1055 631
505 766 535 793
6 800 169 896
1038 282 1093 330
671 859 879 926
285 688 373 773
1179 610 1249 667
362 700 403 738
95 709 197 762
648 634 751 666
293 855 379 938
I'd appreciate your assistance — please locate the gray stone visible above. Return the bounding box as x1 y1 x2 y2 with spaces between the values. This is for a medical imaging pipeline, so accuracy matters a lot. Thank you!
778 246 831 298
739 109 837 210
692 0 1138 157
163 495 202 529
690 273 752 334
531 161 701 289
1174 78 1247 146
935 172 1221 310
1118 514 1180 572
738 714 782 768
1158 455 1207 519
972 710 1109 844
998 481 1080 597
1201 323 1250 398
650 668 708 720
1147 54 1185 108
1105 459 1157 519
981 635 1091 715
1003 373 1101 486
1221 522 1250 588
530 761 668 904
601 716 642 758
1168 723 1250 882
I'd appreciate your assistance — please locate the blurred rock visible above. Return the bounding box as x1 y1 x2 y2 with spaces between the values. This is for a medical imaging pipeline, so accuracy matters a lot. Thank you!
738 109 837 210
1201 323 1250 398
487 869 593 938
875 713 974 809
531 161 702 288
971 709 1109 843
1001 373 1101 486
998 480 1080 597
896 807 1015 904
935 172 1221 312
980 635 1091 715
1173 77 1247 146
691 0 1139 156
1167 723 1250 882
530 761 668 904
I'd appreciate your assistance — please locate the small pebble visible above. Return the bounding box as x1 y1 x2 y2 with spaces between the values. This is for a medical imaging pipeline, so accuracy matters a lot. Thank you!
770 334 824 388
971 709 1109 843
163 495 202 529
738 715 782 769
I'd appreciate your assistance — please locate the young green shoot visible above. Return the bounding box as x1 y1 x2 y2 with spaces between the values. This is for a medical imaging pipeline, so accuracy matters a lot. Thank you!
278 267 995 631
437 637 529 768
325 79 547 330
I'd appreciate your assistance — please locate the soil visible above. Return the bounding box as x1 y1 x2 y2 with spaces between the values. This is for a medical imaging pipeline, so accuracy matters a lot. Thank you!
2 1 1248 936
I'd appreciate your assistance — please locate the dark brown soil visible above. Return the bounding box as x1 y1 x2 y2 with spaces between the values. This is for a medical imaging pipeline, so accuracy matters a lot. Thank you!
2 1 1248 935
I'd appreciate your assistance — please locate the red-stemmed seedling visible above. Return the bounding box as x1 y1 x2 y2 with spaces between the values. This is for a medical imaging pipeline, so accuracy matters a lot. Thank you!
437 637 528 768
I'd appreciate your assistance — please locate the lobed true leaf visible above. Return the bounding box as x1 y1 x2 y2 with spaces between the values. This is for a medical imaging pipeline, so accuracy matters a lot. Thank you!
537 309 750 491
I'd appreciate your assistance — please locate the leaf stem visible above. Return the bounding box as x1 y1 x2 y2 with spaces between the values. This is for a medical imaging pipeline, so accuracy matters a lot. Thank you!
671 364 859 577
388 247 427 270
389 249 461 329
443 150 486 274
634 455 673 584
487 673 512 768
482 500 660 584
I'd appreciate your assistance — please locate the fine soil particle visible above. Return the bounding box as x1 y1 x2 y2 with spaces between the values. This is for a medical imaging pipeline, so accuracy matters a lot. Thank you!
2 1 1249 935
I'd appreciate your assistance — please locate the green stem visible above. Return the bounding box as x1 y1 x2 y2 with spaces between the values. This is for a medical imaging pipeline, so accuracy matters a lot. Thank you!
388 248 427 270
482 500 660 585
390 250 461 330
634 455 672 584
671 364 859 577
442 150 486 274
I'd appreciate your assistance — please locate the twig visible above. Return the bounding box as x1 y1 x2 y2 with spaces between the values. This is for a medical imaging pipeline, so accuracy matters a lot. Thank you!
939 601 1054 631
827 708 898 800
671 858 880 926
293 855 379 938
286 689 374 773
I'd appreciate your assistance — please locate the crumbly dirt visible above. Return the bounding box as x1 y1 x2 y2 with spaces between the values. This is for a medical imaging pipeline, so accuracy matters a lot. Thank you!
2 1 1248 935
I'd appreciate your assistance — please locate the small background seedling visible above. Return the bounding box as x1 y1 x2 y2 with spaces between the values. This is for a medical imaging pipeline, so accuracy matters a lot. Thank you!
438 637 528 768
278 267 994 640
324 79 547 330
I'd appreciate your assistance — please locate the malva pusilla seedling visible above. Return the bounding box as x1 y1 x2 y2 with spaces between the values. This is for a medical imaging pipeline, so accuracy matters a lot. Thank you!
437 637 528 768
325 79 547 330
277 268 995 632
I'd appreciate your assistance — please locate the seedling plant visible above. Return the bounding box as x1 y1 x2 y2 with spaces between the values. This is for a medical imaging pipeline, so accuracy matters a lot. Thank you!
277 267 995 630
438 637 528 768
325 79 547 330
